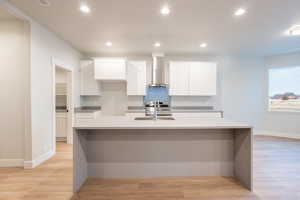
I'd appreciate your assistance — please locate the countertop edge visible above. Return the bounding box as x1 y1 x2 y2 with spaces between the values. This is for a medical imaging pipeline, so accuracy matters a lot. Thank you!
125 110 224 113
73 125 253 130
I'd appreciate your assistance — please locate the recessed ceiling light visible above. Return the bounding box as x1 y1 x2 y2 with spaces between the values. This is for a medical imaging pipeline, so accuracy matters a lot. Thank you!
234 8 246 16
39 0 50 7
289 25 300 36
200 43 207 48
105 41 112 47
80 4 91 13
154 42 161 47
160 6 170 16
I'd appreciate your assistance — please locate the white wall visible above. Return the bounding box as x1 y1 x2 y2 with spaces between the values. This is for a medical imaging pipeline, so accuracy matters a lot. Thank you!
219 56 265 129
1 1 82 165
29 14 82 161
0 18 30 166
261 51 300 138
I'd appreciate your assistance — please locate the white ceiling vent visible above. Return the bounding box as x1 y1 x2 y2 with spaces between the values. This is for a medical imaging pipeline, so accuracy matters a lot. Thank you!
39 0 50 7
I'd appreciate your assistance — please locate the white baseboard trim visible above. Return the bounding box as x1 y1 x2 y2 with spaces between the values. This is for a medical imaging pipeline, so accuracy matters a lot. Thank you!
24 150 55 169
255 130 300 139
0 159 24 167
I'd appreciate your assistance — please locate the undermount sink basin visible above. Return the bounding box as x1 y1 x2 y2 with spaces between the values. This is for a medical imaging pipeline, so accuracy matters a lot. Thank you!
134 117 175 121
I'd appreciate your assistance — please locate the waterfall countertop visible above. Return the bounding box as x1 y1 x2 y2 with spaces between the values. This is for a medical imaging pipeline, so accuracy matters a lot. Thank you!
73 116 251 130
73 116 253 192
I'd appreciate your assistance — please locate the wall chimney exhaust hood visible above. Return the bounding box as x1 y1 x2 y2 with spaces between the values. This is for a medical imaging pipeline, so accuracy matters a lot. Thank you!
150 53 167 87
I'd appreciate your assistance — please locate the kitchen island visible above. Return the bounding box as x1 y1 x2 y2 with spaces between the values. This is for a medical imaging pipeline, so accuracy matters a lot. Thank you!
73 117 253 192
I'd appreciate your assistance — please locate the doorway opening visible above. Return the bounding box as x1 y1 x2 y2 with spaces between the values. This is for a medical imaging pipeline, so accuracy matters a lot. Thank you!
53 65 73 154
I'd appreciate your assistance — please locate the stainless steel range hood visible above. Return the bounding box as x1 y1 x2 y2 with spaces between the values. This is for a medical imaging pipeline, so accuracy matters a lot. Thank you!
150 53 167 87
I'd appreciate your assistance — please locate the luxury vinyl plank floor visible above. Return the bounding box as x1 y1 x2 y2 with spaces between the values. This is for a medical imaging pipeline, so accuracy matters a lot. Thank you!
0 137 300 200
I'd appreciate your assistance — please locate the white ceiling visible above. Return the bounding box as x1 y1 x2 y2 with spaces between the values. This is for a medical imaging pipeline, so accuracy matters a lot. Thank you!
8 0 300 56
0 6 18 20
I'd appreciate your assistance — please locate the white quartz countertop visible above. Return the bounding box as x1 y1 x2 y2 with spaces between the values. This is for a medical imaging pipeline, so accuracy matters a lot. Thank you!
74 116 252 129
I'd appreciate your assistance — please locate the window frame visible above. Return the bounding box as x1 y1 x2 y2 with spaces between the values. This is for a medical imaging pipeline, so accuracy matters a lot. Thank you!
267 65 300 113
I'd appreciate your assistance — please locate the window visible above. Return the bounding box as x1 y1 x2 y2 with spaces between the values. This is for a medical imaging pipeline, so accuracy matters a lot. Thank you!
269 66 300 111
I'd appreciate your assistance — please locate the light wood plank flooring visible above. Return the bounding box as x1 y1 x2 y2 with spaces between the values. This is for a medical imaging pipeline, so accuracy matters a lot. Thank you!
0 142 73 200
0 136 299 200
253 136 300 200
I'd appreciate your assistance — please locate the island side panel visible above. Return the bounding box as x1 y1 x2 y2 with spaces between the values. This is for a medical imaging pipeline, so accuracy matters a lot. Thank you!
234 128 253 191
73 129 88 192
86 129 234 178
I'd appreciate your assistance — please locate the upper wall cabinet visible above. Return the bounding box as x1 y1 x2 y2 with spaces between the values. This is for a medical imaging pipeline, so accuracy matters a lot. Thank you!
169 61 190 96
126 61 147 96
189 62 217 96
169 61 217 96
80 60 101 96
94 58 126 81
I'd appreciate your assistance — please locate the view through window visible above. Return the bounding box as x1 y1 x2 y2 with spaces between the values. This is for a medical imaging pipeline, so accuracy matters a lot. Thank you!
269 66 300 111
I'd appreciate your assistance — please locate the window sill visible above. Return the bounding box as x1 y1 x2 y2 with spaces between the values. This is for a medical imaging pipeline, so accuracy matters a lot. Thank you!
268 109 300 114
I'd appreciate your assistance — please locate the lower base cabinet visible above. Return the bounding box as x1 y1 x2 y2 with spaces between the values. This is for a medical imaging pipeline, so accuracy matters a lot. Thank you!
56 113 67 138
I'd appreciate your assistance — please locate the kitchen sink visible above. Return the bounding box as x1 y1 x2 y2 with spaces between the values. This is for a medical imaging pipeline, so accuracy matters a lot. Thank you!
134 117 175 121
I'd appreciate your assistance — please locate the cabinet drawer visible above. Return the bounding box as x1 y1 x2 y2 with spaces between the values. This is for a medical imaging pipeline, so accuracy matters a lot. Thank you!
172 112 222 118
75 111 101 119
75 113 95 119
125 112 145 118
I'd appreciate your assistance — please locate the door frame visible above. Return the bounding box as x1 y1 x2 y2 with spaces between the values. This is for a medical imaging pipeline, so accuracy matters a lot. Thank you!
52 58 74 153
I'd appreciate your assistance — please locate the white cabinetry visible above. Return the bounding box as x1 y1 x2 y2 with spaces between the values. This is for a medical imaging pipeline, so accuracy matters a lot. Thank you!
56 113 67 138
172 112 222 118
94 59 126 81
126 61 147 96
169 61 217 96
169 62 190 96
80 60 101 96
75 111 101 123
189 62 217 96
125 112 145 117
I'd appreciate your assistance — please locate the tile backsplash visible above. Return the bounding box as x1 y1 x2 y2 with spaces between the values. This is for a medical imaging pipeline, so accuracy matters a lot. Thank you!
144 86 169 103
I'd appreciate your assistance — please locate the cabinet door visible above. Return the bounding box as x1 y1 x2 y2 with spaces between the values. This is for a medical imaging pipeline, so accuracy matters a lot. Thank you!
127 61 147 96
94 60 126 80
169 62 190 96
56 114 67 138
189 62 217 96
80 60 101 96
